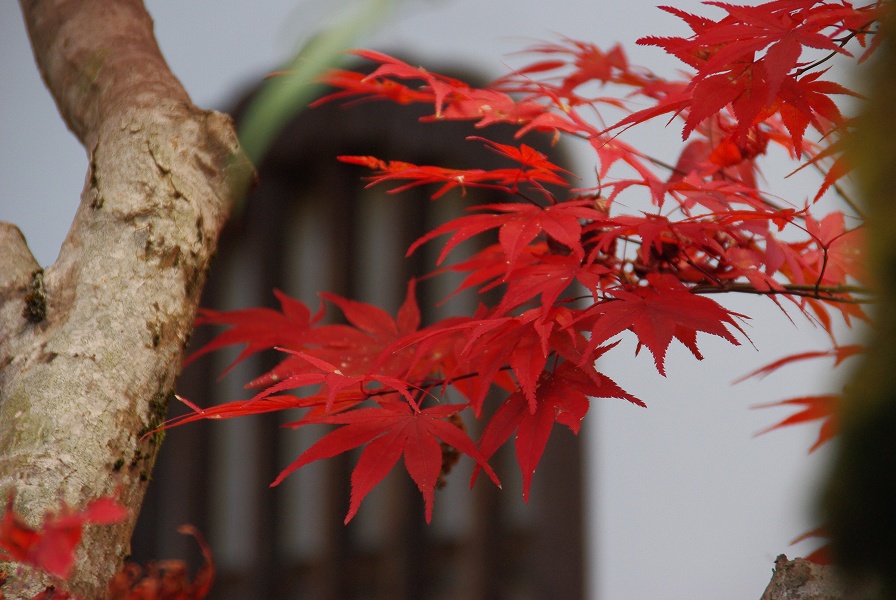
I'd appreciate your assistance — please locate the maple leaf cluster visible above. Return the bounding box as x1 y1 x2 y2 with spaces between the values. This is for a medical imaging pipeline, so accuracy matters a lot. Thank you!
175 0 882 525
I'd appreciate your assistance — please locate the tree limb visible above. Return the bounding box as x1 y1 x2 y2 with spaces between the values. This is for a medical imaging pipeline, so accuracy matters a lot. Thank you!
0 1 253 596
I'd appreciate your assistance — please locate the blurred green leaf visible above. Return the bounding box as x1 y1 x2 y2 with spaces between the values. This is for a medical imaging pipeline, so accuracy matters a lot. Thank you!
238 0 396 166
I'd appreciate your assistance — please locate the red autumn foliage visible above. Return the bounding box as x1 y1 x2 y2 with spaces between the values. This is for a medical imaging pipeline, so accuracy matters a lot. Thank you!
0 496 214 600
171 0 881 537
106 525 214 600
272 401 499 523
0 491 127 581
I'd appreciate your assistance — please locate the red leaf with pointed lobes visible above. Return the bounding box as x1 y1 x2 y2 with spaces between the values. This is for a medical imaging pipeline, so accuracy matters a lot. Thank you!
321 279 420 345
604 86 692 140
319 293 397 339
509 328 548 413
320 51 577 134
454 316 536 413
258 349 420 412
435 89 551 129
580 274 747 375
271 402 499 523
802 212 866 286
345 50 470 118
408 199 603 272
813 151 851 203
776 71 860 153
257 280 418 383
753 394 839 453
499 38 636 96
337 144 568 200
185 290 320 375
1 491 128 579
473 361 637 501
491 250 612 316
338 155 491 199
437 243 540 303
634 1 864 144
684 64 755 139
735 345 864 382
313 68 435 106
472 137 573 187
457 305 642 417
339 143 569 201
396 278 421 335
372 312 518 413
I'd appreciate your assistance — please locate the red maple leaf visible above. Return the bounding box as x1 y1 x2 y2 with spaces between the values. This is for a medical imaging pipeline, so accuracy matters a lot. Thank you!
184 290 320 375
314 278 422 376
777 71 859 154
395 314 519 409
735 344 864 381
330 50 469 118
789 135 852 202
435 88 551 129
458 313 550 413
753 394 839 453
270 402 500 523
498 39 634 93
491 250 612 316
444 304 624 415
579 274 747 375
313 68 436 107
254 350 419 413
473 361 637 501
0 492 127 580
802 211 865 286
408 198 605 272
632 1 862 143
340 138 570 202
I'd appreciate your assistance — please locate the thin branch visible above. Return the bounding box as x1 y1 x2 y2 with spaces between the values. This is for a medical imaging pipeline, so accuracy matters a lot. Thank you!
796 24 880 77
691 282 874 303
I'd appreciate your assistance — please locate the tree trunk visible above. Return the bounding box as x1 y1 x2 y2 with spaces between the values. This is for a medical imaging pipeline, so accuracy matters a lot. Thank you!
0 1 253 597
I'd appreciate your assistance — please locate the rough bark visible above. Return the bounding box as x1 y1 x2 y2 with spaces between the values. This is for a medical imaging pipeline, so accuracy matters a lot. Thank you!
0 1 253 597
759 555 891 600
760 556 846 600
